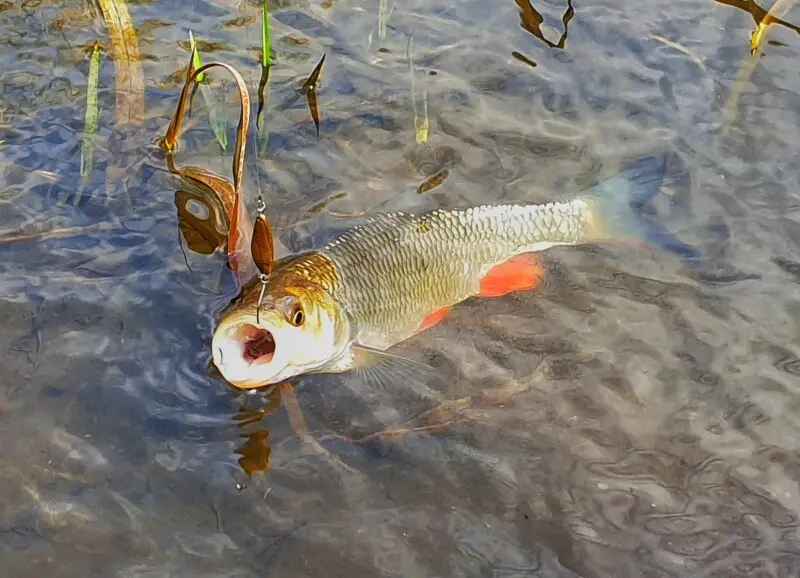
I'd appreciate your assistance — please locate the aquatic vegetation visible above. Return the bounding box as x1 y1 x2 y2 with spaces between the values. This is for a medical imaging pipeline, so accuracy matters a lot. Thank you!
378 0 394 42
0 222 118 245
300 53 326 137
719 49 762 137
256 0 272 149
65 40 103 210
648 34 708 72
714 0 799 136
407 37 429 145
188 31 228 151
714 0 800 50
159 47 257 287
95 0 144 126
366 0 394 50
256 63 271 153
261 0 272 68
746 0 798 52
189 32 205 83
513 0 574 50
511 50 538 69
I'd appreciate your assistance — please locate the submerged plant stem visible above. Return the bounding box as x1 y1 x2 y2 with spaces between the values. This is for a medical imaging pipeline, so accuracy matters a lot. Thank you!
80 41 101 180
407 37 429 144
261 0 272 68
96 0 144 126
751 0 798 52
0 222 118 244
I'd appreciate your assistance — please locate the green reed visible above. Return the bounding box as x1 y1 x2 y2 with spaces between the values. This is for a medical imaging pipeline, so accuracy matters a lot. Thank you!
189 31 228 152
262 0 272 68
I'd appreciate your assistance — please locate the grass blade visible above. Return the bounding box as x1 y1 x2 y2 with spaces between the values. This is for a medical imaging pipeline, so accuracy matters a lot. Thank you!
67 40 103 209
189 31 228 152
189 31 205 82
74 40 102 209
378 0 394 41
407 37 429 144
96 0 144 126
81 41 101 178
261 0 272 68
257 0 272 142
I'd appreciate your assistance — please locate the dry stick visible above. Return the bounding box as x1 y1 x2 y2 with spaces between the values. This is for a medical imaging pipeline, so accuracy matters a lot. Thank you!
0 222 118 244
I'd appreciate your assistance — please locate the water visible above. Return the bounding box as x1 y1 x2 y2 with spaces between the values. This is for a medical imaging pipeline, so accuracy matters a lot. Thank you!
1 0 800 575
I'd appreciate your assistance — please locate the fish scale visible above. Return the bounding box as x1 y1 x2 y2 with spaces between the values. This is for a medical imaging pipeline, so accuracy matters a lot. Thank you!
321 200 595 349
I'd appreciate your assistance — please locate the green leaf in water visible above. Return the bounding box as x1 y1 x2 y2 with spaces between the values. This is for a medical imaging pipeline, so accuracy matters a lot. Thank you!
261 0 272 68
69 40 102 209
189 31 205 82
187 31 228 152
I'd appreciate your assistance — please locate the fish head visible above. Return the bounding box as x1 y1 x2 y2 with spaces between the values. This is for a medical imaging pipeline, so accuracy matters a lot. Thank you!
211 277 347 389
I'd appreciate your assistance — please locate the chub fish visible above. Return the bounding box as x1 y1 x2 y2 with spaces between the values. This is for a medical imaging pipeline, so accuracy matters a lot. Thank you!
212 154 700 389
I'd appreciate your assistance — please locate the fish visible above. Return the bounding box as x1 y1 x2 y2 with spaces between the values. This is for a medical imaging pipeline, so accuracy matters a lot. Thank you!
211 154 702 389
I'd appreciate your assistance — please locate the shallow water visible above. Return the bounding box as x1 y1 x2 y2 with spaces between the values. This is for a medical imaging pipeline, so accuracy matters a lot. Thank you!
2 0 800 576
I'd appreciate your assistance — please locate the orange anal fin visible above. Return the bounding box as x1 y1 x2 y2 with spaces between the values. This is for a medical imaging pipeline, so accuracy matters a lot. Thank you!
479 254 544 297
418 307 452 332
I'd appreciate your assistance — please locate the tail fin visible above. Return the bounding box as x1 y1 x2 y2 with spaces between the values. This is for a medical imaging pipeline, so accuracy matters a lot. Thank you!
583 154 703 262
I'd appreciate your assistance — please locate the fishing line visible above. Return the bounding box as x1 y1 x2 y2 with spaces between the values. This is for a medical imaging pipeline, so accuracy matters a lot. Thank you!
255 195 269 324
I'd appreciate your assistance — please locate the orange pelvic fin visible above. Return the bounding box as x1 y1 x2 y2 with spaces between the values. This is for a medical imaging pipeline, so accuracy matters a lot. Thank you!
478 254 544 297
418 307 452 332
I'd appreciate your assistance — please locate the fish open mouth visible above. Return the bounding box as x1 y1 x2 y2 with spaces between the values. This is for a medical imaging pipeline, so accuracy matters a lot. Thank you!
236 324 275 364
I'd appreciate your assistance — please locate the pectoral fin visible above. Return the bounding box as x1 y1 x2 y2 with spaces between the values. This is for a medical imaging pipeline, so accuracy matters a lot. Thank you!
350 344 444 401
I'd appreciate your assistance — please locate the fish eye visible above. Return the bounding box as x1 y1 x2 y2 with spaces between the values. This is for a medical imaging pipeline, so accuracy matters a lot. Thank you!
287 301 304 326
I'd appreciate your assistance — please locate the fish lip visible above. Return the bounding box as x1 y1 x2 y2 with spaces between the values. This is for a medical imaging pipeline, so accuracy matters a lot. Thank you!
212 320 276 378
236 323 276 365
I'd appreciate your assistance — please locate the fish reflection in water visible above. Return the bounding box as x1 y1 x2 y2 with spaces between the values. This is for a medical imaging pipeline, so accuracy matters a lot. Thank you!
232 386 281 477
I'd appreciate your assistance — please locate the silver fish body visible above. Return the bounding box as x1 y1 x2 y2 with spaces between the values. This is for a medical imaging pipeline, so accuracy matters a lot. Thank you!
315 199 597 349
